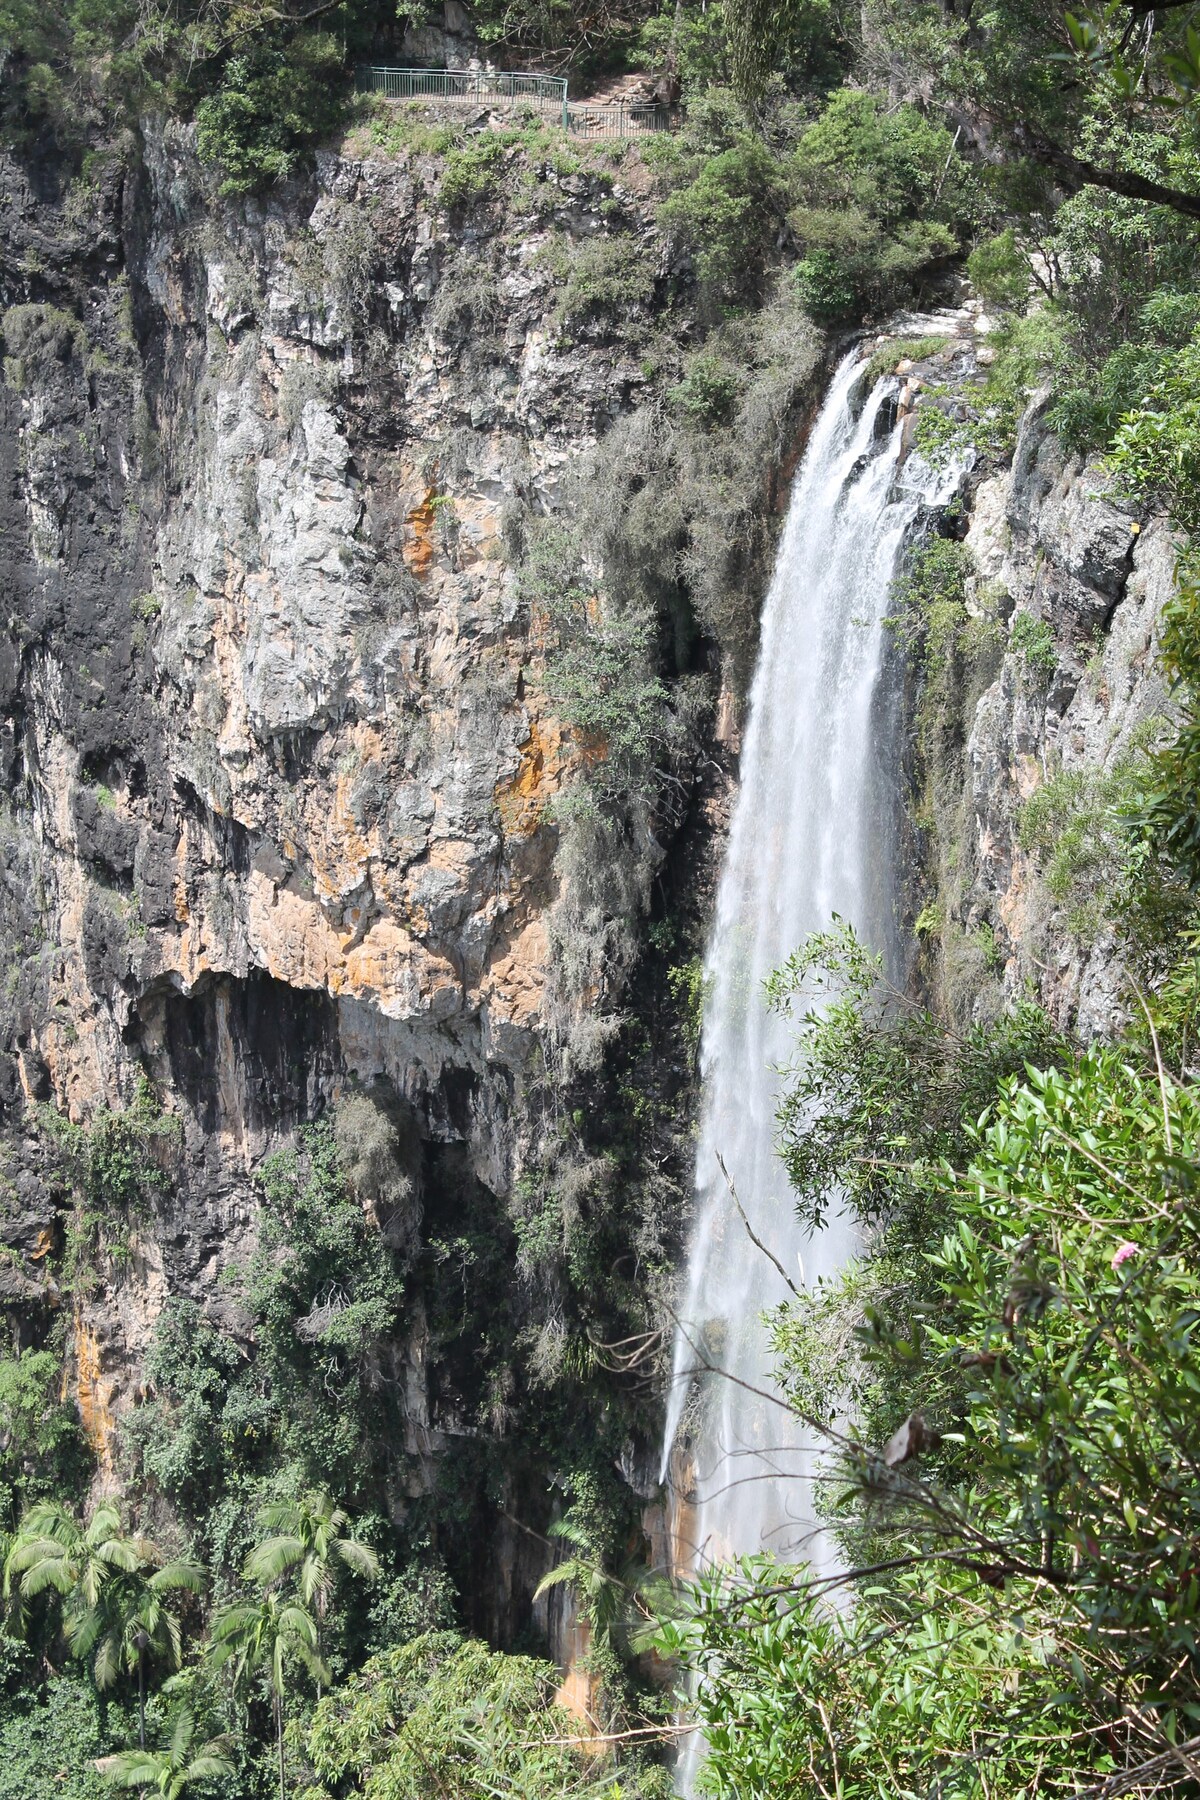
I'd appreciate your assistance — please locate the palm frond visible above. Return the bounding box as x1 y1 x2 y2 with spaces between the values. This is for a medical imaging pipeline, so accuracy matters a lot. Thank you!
185 1749 238 1783
169 1706 195 1763
94 1750 163 1789
93 1631 123 1691
245 1536 303 1587
334 1538 380 1579
533 1561 585 1599
152 1559 205 1594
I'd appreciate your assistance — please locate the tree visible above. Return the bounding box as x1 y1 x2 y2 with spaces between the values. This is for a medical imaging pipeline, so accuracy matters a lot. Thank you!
657 931 1200 1794
304 1631 646 1799
210 1592 328 1800
115 1564 206 1750
4 1502 203 1745
244 1489 378 1690
95 1708 236 1799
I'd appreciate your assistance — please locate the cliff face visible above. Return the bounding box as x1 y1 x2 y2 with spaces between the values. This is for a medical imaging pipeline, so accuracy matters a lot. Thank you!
0 119 677 1511
0 110 1181 1659
914 362 1178 1035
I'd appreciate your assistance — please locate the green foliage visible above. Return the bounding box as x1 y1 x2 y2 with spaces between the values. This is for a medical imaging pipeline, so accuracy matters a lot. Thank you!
96 1707 236 1797
789 90 970 322
0 1674 110 1800
121 1300 247 1517
242 1121 407 1500
965 228 1029 312
668 353 741 426
889 534 973 673
523 521 672 803
1130 563 1200 885
666 956 706 1056
861 334 950 388
667 932 1200 1794
212 1590 326 1800
4 1500 203 1745
360 1547 457 1655
659 130 782 302
1 303 86 390
0 1351 89 1530
439 135 510 207
302 1631 631 1798
656 1557 1093 1798
765 921 1063 1238
548 234 656 335
194 35 347 195
1017 744 1193 955
1109 324 1200 534
725 0 847 104
1008 608 1057 675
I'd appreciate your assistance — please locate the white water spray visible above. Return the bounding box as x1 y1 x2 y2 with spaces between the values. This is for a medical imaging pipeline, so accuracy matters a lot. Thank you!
660 342 967 1611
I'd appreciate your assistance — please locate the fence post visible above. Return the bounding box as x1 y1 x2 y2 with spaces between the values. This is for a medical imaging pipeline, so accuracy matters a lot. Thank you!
562 86 569 130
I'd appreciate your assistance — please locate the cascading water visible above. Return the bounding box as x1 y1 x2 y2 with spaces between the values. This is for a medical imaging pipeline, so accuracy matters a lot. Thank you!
660 339 967 1618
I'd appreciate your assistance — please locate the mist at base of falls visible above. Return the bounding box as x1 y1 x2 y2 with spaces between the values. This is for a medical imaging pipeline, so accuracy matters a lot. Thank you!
659 341 968 1779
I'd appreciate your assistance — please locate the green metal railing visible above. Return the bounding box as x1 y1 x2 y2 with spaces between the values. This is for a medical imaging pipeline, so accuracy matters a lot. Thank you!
564 101 671 136
357 66 570 125
356 66 674 136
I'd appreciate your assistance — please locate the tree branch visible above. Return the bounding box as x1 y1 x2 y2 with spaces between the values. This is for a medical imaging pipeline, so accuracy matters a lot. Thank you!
1016 127 1200 218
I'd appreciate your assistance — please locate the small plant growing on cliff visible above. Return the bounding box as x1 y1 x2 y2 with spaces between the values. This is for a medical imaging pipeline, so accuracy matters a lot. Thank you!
666 956 707 1056
440 137 510 208
546 235 656 337
1009 609 1057 676
668 353 741 427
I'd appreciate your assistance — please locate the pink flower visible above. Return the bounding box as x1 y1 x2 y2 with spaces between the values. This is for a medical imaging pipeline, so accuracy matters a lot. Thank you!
1111 1241 1138 1271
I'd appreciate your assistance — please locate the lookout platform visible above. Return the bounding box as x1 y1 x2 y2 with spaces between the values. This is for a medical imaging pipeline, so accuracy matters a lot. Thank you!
356 66 675 136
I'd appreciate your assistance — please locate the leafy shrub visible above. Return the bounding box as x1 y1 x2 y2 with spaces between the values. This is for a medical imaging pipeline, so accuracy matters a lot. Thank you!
0 1675 110 1800
1129 563 1200 885
788 89 970 320
890 534 972 668
663 930 1200 1796
667 352 741 425
0 1353 88 1530
1009 608 1057 674
245 1120 407 1498
966 227 1030 311
195 34 347 196
658 132 782 301
522 521 671 802
549 234 656 334
440 136 510 207
304 1631 651 1798
1017 745 1191 957
1108 324 1200 534
122 1299 247 1515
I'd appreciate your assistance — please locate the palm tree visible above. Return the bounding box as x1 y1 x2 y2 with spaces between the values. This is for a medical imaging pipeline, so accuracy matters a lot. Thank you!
245 1490 378 1691
5 1501 203 1741
210 1592 328 1800
112 1562 205 1748
95 1707 236 1798
4 1500 143 1627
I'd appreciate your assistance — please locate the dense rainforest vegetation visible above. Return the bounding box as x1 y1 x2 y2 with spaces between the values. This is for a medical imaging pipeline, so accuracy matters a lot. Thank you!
5 0 1200 1786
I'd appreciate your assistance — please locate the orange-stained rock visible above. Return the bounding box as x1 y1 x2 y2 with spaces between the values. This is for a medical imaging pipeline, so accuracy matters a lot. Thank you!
71 1307 114 1472
494 716 572 839
404 491 438 577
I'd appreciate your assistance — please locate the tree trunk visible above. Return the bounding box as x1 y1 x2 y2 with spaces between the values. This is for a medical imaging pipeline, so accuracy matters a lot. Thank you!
138 1650 145 1750
276 1692 286 1800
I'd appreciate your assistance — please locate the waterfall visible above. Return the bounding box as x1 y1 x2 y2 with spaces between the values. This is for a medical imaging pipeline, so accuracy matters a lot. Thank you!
660 341 966 1597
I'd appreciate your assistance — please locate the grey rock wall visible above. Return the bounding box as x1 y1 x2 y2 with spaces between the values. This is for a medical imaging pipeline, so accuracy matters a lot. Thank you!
944 391 1178 1033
